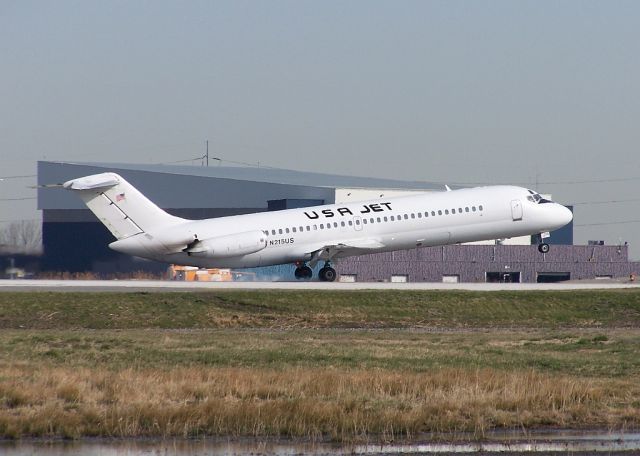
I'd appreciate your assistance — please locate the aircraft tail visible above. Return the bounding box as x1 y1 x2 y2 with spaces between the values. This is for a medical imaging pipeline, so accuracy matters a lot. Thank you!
63 172 182 240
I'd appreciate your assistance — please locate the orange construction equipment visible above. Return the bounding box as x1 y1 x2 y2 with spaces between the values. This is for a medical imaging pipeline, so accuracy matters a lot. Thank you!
169 265 233 282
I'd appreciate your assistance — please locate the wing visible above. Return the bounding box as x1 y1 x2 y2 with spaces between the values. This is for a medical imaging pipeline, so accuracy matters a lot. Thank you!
306 238 385 267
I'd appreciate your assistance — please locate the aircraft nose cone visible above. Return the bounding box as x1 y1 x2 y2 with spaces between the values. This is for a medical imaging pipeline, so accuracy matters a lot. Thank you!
556 204 573 227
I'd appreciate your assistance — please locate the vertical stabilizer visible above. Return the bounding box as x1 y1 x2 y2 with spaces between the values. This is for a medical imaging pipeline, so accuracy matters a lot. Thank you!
63 172 182 240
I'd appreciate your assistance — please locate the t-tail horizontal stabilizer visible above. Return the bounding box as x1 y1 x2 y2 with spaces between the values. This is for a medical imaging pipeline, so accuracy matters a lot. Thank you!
63 172 182 240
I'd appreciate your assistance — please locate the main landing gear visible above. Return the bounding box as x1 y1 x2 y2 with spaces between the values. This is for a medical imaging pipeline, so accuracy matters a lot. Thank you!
294 262 337 282
318 263 337 282
538 243 550 254
294 264 313 280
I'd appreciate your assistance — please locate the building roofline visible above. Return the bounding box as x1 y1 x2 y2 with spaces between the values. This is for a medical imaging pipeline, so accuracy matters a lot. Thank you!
39 160 444 191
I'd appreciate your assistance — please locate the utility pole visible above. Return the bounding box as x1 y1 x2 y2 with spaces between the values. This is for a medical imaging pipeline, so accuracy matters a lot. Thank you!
205 140 209 167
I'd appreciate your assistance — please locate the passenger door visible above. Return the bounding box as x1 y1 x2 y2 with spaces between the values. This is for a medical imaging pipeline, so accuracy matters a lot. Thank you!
511 199 523 221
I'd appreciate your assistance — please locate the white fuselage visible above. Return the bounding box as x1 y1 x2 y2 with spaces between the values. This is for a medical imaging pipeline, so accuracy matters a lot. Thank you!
109 185 573 268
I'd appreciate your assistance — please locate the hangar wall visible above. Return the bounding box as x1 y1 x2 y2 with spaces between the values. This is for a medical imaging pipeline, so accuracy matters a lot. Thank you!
338 245 638 283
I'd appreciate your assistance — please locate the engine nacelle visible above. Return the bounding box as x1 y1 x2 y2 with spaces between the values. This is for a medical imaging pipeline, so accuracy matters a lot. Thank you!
184 230 267 258
145 225 198 253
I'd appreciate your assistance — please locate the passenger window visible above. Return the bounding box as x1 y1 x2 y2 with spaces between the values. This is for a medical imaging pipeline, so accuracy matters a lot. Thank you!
285 228 290 233
326 223 331 229
341 221 346 227
348 220 353 226
431 211 435 216
383 216 388 222
438 210 442 216
377 217 381 223
313 224 318 230
334 222 338 228
370 218 374 223
411 213 415 219
363 219 367 224
271 229 276 235
320 224 324 229
390 215 395 221
472 206 476 212
458 208 462 213
404 214 408 220
299 226 303 232
292 227 297 233
279 229 283 234
307 226 311 231
465 207 469 213
479 205 484 211
417 213 422 218
355 219 360 225
445 210 449 215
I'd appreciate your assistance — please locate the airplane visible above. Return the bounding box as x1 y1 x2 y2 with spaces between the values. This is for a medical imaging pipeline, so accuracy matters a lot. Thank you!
63 172 573 282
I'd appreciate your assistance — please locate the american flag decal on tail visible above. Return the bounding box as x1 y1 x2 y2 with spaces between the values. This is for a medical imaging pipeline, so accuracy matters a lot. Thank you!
115 193 125 202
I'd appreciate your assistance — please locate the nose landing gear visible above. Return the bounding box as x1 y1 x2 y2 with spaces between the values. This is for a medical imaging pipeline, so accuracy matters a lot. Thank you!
538 243 550 254
533 233 551 254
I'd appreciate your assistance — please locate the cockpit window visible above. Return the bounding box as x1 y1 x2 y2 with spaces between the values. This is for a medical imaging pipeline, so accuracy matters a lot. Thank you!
526 189 552 204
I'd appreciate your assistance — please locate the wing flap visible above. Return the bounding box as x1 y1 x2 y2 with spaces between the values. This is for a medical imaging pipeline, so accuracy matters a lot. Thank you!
306 238 385 267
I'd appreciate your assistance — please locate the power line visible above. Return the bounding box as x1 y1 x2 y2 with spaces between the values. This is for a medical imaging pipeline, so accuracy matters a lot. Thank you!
0 197 36 201
575 220 640 227
161 156 206 164
0 174 36 180
570 198 640 206
210 157 276 168
158 155 277 169
0 218 40 223
430 176 640 187
538 176 640 185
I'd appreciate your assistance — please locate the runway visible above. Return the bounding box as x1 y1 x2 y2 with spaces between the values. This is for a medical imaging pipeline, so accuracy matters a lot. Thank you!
1 279 639 292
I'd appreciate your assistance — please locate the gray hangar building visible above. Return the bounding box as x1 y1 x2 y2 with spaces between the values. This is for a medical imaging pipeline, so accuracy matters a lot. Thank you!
38 160 638 282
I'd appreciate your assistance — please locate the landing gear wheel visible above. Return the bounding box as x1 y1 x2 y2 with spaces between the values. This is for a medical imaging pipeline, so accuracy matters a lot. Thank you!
538 243 550 254
294 265 313 280
319 266 337 282
301 266 312 279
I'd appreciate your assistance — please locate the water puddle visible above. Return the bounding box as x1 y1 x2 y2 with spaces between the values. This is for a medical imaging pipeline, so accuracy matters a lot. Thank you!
2 432 640 455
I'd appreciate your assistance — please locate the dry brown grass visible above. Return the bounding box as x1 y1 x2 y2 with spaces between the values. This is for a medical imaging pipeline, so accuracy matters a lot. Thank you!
1 290 639 442
1 365 638 441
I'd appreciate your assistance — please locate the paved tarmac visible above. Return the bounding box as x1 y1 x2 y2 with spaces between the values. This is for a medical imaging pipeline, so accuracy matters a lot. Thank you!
1 279 639 292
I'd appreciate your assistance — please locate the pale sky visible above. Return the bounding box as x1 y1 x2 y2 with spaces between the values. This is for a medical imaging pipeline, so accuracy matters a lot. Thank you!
1 1 639 258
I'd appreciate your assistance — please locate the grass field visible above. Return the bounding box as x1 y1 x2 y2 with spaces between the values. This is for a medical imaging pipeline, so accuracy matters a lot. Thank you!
1 290 639 441
1 289 640 329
